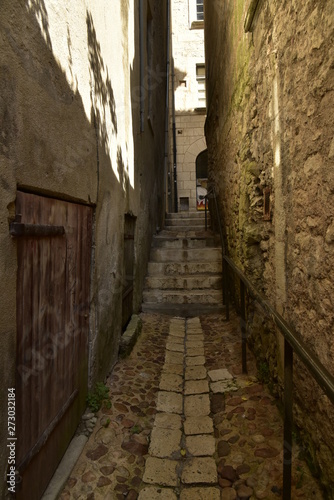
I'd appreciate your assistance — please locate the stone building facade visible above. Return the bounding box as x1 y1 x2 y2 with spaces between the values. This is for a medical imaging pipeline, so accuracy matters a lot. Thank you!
204 0 334 495
0 1 167 497
169 0 207 212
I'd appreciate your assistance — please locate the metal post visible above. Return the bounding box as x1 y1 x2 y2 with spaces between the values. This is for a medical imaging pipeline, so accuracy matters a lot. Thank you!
283 339 293 499
240 279 247 374
225 261 230 321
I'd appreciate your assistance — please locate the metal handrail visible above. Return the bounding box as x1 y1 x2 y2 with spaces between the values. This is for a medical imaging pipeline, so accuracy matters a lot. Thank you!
205 186 334 499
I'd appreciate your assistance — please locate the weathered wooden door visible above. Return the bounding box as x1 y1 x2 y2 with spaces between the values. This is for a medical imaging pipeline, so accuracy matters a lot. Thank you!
13 192 92 500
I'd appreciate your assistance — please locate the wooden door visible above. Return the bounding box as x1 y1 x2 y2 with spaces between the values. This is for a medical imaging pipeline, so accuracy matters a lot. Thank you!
13 192 92 499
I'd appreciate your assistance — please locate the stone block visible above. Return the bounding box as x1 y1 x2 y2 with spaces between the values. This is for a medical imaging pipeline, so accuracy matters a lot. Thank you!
180 488 220 500
118 315 142 358
184 379 209 395
208 369 234 382
181 457 217 484
159 373 183 393
143 458 179 487
184 394 210 417
149 428 182 458
185 355 206 366
185 366 207 380
138 487 177 499
184 416 214 435
157 391 183 414
154 413 182 430
186 434 216 456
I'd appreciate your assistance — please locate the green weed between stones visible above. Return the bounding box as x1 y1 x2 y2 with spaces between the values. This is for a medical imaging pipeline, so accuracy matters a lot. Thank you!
87 382 111 413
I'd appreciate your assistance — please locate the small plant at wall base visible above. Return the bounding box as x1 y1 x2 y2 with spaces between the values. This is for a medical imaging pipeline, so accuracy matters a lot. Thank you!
86 382 111 413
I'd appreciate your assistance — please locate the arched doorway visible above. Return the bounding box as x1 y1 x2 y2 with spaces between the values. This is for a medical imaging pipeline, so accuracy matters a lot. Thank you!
196 149 208 210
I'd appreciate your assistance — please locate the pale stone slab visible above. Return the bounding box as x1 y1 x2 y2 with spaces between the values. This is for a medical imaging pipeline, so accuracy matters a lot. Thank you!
165 351 183 365
186 340 203 349
184 416 214 435
139 487 177 500
181 457 217 484
154 413 182 430
184 394 210 417
208 368 233 382
185 366 207 380
186 335 204 342
166 342 184 353
210 381 239 394
180 488 220 500
184 379 209 395
163 363 184 376
157 391 183 414
187 317 200 324
160 373 183 393
186 347 204 357
167 334 184 344
186 356 205 366
186 434 215 456
143 457 179 486
149 428 182 458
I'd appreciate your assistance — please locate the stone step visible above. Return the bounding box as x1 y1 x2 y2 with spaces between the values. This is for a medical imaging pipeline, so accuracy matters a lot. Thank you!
145 275 222 290
166 211 209 220
141 303 224 316
165 218 208 227
152 235 220 249
158 228 212 236
142 289 223 305
147 261 222 275
150 247 222 263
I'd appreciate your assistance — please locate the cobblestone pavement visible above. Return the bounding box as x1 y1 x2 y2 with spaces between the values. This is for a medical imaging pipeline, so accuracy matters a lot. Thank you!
59 312 323 499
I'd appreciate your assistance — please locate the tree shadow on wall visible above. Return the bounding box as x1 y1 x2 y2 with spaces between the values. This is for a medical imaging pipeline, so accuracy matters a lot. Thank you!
25 0 52 49
86 12 118 138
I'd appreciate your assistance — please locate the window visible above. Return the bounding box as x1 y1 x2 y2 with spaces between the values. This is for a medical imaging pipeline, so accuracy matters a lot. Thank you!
196 64 206 108
196 0 204 21
189 0 204 28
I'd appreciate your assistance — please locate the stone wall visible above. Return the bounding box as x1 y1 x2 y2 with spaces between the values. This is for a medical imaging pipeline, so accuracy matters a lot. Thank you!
0 0 167 495
204 0 334 494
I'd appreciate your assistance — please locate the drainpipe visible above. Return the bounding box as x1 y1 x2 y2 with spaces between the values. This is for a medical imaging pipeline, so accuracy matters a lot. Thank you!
139 0 145 132
171 39 178 212
164 0 171 215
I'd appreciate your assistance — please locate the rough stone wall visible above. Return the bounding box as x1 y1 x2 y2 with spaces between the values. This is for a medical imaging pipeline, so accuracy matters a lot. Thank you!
170 0 207 211
204 0 334 494
0 0 167 494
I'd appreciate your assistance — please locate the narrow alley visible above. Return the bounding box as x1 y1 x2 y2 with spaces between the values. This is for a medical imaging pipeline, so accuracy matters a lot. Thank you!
56 311 322 499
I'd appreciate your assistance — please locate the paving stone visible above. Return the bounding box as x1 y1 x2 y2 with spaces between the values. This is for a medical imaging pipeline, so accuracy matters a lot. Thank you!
163 363 184 375
184 416 214 435
167 335 184 344
184 379 209 395
143 458 178 486
185 365 207 380
165 351 183 365
156 391 183 414
181 457 217 484
208 369 234 382
159 373 183 392
180 487 220 499
166 342 184 353
186 335 204 342
186 434 216 456
186 341 204 349
184 394 210 417
186 347 205 357
138 487 177 499
211 380 239 393
149 428 182 458
185 356 206 366
154 413 182 430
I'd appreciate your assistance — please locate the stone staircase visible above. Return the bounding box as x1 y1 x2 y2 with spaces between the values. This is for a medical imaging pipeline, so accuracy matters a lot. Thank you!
142 211 223 316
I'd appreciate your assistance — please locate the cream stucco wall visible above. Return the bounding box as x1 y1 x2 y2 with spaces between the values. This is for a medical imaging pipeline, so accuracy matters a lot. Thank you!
170 0 207 211
0 1 167 494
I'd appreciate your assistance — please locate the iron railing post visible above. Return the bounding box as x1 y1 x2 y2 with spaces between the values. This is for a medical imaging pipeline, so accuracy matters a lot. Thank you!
283 339 293 500
240 279 247 374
